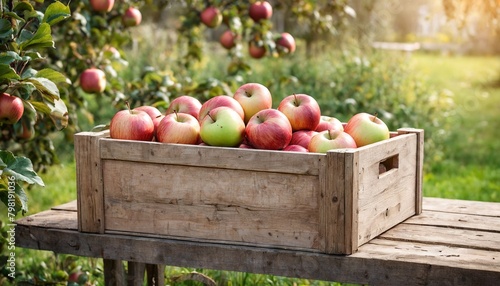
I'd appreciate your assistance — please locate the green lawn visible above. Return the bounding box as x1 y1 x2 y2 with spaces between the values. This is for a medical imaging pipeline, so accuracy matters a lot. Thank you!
4 52 500 285
411 53 500 202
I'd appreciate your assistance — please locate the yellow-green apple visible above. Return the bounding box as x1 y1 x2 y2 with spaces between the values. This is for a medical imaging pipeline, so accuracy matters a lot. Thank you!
275 32 296 54
90 0 114 12
166 95 202 120
344 112 390 147
200 107 245 147
315 115 344 132
200 6 222 28
233 82 272 123
220 30 238 49
277 94 321 131
0 93 24 124
289 130 318 149
110 102 154 141
308 130 357 153
156 112 200 144
79 68 106 93
245 109 292 150
249 41 266 59
198 95 244 122
122 7 142 27
283 144 308 152
249 1 273 22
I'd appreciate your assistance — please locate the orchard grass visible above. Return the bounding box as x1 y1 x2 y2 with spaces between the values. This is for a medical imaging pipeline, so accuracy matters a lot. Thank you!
3 52 499 285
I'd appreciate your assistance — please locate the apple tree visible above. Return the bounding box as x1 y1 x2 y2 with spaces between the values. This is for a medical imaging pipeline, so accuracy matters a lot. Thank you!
0 1 71 215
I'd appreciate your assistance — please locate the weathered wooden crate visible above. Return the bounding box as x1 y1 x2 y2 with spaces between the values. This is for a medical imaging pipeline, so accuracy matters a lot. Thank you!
74 128 423 255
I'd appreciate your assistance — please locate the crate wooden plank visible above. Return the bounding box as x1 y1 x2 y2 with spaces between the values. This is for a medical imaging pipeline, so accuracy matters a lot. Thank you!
404 210 500 232
75 130 108 233
423 197 500 217
355 133 418 245
102 160 321 250
379 224 500 251
99 139 322 175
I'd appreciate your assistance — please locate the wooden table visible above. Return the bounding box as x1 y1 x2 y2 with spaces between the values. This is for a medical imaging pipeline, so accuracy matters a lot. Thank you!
15 197 500 286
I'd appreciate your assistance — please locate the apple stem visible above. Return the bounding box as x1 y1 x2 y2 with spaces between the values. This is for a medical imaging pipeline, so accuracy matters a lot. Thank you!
207 112 215 122
327 129 333 140
372 112 379 122
174 110 179 121
125 101 132 113
293 93 299 107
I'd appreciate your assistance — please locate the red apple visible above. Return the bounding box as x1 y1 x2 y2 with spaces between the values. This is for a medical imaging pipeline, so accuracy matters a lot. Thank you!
109 102 154 141
90 0 114 12
220 30 238 49
315 116 344 132
200 6 222 28
122 7 142 27
239 143 254 149
198 95 245 122
133 106 162 121
308 130 357 153
249 41 266 59
277 94 321 131
344 113 390 147
233 82 272 123
156 112 200 144
200 106 246 147
249 1 273 22
245 109 292 150
0 93 24 124
166 95 202 120
289 130 318 149
283 144 308 152
275 32 296 54
152 114 165 138
79 68 106 93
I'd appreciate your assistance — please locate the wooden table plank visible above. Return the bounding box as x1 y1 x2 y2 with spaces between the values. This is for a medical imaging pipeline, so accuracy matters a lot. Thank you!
15 198 500 285
15 223 500 286
51 200 77 212
423 197 500 216
403 210 500 232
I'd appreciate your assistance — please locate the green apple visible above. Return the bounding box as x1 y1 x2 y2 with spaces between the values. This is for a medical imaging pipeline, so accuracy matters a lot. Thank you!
200 106 245 147
344 112 390 147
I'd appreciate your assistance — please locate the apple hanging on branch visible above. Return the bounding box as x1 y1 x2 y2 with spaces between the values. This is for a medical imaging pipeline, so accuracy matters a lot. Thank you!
249 1 273 22
0 93 24 125
200 6 222 28
122 7 142 27
79 68 106 93
89 0 115 13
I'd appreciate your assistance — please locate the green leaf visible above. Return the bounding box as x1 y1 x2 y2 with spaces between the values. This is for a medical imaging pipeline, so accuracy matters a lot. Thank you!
29 100 51 114
0 51 22 65
0 19 14 39
0 150 44 187
0 64 21 83
12 81 36 100
19 23 55 51
13 1 34 15
0 179 29 215
26 77 60 100
46 98 69 130
43 1 71 26
37 68 71 85
21 67 38 79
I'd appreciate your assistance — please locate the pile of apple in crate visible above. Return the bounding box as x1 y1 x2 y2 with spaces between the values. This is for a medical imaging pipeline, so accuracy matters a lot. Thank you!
109 82 391 152
81 82 423 255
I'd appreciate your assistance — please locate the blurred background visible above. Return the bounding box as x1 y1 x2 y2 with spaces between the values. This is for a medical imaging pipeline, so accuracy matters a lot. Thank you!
1 0 499 284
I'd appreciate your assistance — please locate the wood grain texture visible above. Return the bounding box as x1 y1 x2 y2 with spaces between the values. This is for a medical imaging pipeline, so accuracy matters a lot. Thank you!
75 131 108 233
424 197 500 217
15 209 500 286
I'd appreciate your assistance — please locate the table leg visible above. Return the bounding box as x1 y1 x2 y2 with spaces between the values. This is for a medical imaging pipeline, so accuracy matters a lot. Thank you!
146 264 165 286
127 262 146 286
104 259 125 286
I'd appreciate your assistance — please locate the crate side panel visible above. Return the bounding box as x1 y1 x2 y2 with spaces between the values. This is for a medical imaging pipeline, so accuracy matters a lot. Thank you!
102 160 321 249
75 131 108 233
356 134 418 245
100 139 321 175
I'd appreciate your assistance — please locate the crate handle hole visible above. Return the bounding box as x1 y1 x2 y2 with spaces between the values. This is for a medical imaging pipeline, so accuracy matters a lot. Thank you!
379 154 399 177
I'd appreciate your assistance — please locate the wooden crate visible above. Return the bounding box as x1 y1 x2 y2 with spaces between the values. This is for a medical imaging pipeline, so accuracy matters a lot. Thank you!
74 128 423 255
